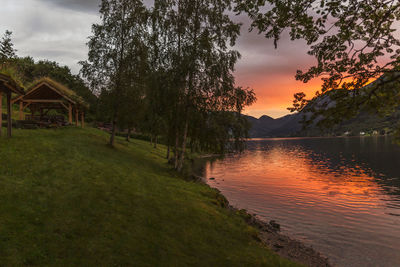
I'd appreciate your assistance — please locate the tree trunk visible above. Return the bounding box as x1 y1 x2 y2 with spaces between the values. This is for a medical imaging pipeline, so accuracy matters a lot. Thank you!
110 115 117 147
177 115 189 172
126 128 131 142
174 130 179 169
166 144 170 159
154 136 157 149
109 3 126 148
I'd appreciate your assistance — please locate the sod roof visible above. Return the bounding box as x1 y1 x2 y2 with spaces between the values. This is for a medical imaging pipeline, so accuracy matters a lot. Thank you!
0 73 25 95
16 77 89 109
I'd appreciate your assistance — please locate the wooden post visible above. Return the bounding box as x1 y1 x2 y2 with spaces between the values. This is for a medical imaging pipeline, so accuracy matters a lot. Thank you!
68 103 72 124
75 107 79 126
0 92 3 136
81 111 85 128
19 101 23 120
7 91 12 138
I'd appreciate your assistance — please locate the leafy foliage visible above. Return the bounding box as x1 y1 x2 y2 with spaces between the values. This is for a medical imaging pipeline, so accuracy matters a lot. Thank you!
146 0 256 170
81 0 256 170
236 0 400 128
0 30 17 64
80 0 149 146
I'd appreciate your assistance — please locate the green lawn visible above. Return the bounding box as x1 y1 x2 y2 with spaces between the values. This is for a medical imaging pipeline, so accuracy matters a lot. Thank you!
0 127 298 266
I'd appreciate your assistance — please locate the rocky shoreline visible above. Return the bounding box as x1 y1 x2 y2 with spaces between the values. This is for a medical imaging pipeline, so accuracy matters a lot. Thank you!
190 174 332 267
240 209 332 267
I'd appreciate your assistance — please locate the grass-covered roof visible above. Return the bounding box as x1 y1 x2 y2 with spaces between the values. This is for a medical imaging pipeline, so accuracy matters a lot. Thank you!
0 69 25 95
25 77 89 109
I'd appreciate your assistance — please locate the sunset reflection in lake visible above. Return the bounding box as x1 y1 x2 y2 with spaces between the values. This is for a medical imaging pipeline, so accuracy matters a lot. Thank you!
199 137 400 267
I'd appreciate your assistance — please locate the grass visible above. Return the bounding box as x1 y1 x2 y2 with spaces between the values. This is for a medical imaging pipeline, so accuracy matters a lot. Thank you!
0 127 299 266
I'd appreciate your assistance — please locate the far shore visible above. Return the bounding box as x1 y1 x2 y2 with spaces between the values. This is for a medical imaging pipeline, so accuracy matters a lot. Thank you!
248 134 392 141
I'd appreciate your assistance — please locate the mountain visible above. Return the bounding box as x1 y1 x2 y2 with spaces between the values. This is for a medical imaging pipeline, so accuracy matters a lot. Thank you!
246 110 400 138
247 74 400 138
245 113 303 138
246 107 400 138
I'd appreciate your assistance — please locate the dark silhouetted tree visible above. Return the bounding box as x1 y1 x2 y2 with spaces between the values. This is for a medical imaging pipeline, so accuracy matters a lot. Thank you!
236 0 400 127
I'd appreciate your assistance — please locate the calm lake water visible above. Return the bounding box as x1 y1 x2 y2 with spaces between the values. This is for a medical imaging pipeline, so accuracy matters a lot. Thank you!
197 137 400 267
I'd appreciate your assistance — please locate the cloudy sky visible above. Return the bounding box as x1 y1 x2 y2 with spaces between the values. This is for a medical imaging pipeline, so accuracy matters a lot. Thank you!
0 0 320 118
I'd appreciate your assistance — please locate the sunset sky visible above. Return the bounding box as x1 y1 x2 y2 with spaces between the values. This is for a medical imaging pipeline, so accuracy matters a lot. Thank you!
0 0 323 119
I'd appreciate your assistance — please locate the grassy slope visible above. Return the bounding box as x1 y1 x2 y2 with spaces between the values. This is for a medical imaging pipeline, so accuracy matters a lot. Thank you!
0 127 298 266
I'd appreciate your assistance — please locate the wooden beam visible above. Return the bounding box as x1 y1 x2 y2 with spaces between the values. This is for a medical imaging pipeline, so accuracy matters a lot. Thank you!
0 92 2 136
75 107 79 126
16 81 76 105
23 102 31 109
60 102 68 110
19 101 23 120
81 111 85 128
24 100 65 103
68 103 72 124
7 91 12 138
4 83 23 96
11 98 21 105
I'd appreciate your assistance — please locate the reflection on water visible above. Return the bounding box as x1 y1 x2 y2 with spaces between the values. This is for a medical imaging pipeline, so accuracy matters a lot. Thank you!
199 137 400 267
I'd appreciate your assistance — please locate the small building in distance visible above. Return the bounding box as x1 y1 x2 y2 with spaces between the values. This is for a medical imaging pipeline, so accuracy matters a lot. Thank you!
12 78 88 127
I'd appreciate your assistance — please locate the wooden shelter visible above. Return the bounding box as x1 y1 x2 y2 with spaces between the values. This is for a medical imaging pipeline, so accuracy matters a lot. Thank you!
0 73 25 137
12 78 88 127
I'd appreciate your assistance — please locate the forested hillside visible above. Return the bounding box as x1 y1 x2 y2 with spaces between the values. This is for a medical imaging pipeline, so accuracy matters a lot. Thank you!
247 108 400 138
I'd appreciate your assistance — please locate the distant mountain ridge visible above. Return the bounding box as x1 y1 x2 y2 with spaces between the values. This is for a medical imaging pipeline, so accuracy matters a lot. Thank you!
245 113 303 138
247 74 400 138
246 108 400 138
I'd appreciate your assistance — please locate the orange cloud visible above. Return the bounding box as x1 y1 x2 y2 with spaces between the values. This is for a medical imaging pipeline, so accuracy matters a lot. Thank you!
238 72 323 119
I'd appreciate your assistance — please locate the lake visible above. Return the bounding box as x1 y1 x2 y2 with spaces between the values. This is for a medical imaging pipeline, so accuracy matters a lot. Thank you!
196 137 400 267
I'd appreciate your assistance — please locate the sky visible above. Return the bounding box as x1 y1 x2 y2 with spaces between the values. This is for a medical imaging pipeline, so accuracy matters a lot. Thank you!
0 0 322 119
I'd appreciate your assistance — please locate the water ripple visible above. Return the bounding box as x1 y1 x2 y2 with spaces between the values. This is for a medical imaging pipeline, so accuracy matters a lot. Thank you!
200 137 400 267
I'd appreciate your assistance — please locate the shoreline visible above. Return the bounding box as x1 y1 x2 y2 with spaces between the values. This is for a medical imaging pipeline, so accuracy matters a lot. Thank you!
239 208 332 267
191 174 332 267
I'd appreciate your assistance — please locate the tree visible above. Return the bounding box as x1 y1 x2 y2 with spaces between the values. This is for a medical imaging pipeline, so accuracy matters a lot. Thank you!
80 0 256 166
0 30 17 64
150 0 255 171
80 0 149 146
235 0 400 126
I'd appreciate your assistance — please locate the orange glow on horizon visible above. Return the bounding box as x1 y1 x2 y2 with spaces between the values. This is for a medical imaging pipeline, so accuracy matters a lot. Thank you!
241 74 377 119
239 74 323 119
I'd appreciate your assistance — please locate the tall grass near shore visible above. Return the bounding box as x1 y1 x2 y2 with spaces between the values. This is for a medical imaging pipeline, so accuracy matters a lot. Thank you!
0 128 298 266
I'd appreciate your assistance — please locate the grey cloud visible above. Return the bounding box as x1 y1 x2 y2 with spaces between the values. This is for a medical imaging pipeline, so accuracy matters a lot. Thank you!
38 0 100 13
0 0 316 117
233 12 315 84
1 0 98 74
36 0 154 12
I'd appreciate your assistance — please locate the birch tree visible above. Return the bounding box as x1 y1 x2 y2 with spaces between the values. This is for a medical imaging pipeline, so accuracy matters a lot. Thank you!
80 0 148 146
